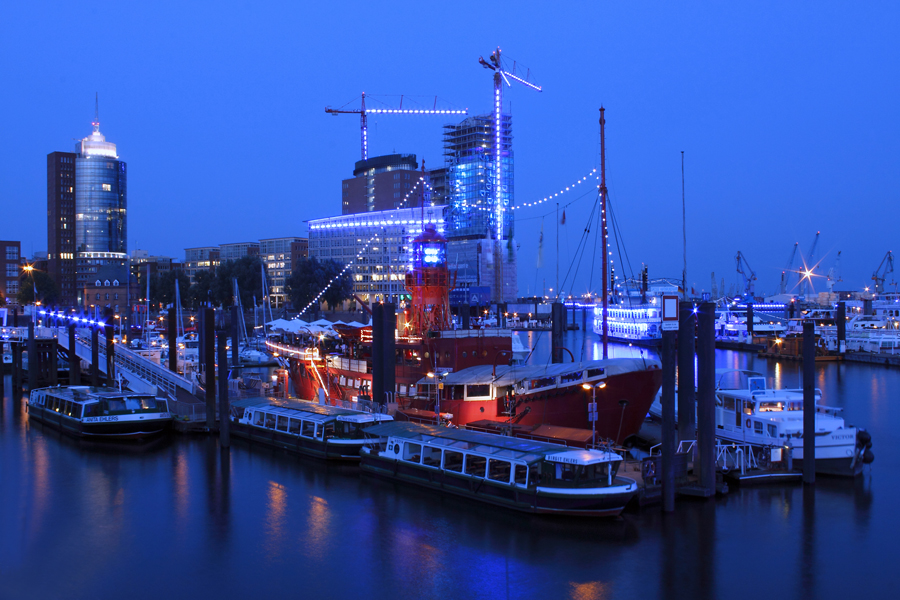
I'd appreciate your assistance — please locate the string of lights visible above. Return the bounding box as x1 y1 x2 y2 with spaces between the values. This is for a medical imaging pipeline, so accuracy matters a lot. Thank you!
511 168 599 211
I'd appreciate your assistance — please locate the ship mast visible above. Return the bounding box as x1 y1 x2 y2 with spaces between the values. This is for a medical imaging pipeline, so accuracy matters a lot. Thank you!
600 107 609 359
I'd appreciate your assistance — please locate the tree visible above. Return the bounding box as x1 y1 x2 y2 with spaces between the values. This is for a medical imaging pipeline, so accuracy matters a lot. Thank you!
150 270 191 309
17 271 60 306
188 270 215 308
287 257 353 313
211 256 265 308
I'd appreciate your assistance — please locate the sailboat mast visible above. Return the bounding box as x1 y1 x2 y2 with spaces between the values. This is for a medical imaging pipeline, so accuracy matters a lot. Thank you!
600 107 609 359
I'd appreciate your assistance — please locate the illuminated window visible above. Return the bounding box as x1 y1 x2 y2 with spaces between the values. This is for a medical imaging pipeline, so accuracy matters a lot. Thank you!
102 183 112 191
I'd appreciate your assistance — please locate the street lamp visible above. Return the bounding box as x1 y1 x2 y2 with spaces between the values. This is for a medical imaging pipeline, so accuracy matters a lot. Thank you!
581 381 607 448
427 371 445 425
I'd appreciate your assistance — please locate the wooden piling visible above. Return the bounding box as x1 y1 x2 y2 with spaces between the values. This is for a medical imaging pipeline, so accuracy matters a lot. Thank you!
661 328 677 513
218 330 230 447
677 301 696 444
203 308 216 430
803 321 816 484
696 301 716 494
91 326 100 386
68 324 80 385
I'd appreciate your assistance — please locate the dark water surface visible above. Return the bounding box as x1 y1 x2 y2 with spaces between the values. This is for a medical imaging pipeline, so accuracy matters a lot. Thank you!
1 329 897 599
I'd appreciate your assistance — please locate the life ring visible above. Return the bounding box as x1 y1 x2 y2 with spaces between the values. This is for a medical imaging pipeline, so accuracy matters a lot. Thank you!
746 419 752 428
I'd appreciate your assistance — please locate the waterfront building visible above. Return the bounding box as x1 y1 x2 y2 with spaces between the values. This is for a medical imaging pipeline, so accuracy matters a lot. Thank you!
308 205 446 304
219 242 260 262
184 247 220 283
81 264 139 316
130 250 181 289
46 152 78 307
260 237 307 309
341 154 421 215
1 241 21 305
443 114 517 303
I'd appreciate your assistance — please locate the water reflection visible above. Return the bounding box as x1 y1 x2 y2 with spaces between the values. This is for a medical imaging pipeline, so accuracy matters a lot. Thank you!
264 480 287 558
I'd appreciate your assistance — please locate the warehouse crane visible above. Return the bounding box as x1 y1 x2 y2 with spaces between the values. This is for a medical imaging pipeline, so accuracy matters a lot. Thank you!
780 242 799 294
801 231 821 296
736 251 757 300
325 93 468 161
872 251 894 295
826 251 842 293
478 46 541 240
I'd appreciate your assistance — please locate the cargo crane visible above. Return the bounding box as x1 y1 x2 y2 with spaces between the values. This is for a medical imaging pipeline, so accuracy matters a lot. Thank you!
826 251 842 293
872 251 894 295
478 46 541 240
780 242 799 294
325 93 468 161
736 251 757 300
800 231 820 296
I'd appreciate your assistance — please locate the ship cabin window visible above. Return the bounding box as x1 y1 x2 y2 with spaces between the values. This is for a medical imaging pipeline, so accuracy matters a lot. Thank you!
83 403 99 418
276 416 289 432
560 372 582 385
723 397 735 412
403 442 422 463
422 446 441 468
514 464 528 486
759 402 784 412
288 418 301 434
542 461 616 488
448 385 464 400
767 424 778 437
466 384 491 399
139 398 158 411
103 399 127 414
488 459 512 483
443 450 464 472
301 421 316 438
322 423 334 439
124 397 143 412
340 421 362 438
586 368 605 378
743 401 755 415
754 421 764 435
254 412 265 426
465 455 487 478
265 413 276 429
530 377 556 391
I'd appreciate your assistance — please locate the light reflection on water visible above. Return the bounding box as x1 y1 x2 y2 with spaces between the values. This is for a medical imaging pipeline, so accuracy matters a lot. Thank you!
0 326 894 600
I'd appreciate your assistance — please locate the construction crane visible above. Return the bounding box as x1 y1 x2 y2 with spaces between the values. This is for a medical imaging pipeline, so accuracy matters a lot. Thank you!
779 242 799 294
800 231 821 296
872 251 894 295
325 93 468 161
735 251 757 300
478 46 541 240
826 251 842 293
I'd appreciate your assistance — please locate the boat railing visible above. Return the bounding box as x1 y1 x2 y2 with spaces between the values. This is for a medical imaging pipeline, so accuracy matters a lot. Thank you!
167 395 210 423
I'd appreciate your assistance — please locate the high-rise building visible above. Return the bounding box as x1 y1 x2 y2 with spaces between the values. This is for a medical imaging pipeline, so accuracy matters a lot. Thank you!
47 99 128 307
260 237 306 308
443 114 516 302
341 154 422 215
1 241 21 305
47 152 77 306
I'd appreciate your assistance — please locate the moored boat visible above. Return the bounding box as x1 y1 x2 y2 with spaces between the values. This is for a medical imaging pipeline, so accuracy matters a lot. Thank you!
360 421 638 516
27 386 173 439
231 397 393 460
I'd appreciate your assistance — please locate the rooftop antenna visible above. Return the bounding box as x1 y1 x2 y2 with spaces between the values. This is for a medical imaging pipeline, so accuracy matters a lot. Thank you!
93 92 100 133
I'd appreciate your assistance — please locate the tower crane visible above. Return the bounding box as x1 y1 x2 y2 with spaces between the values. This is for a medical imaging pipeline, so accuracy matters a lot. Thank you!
872 251 894 295
780 242 799 294
801 231 820 296
478 46 541 240
325 93 468 161
735 251 757 300
826 251 842 293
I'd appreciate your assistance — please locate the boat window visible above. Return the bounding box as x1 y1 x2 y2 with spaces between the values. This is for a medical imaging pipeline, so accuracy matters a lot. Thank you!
449 385 464 400
301 421 316 437
466 384 490 398
422 446 441 468
276 416 289 432
560 372 582 385
586 368 605 378
139 398 158 410
530 377 556 390
323 423 334 439
288 418 301 434
743 402 754 415
754 421 764 435
265 413 276 429
465 455 487 478
403 442 422 463
488 459 512 483
124 397 142 411
767 424 777 437
443 450 464 472
254 412 265 426
83 403 99 418
723 397 735 412
62 401 72 416
759 402 783 412
51 398 59 411
514 464 528 485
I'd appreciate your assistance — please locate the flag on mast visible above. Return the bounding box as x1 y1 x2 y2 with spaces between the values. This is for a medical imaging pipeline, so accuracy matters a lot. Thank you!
560 210 566 225
536 220 544 269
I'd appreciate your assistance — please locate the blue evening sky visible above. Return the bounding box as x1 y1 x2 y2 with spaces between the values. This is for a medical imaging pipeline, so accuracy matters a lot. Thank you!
1 2 897 298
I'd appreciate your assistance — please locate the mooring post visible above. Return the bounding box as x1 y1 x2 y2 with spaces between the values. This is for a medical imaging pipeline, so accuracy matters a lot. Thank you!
91 324 100 387
27 320 36 392
168 309 177 373
746 304 755 339
372 303 384 405
105 317 116 388
461 302 470 330
204 308 216 431
661 327 677 513
68 323 80 385
49 339 58 386
230 306 239 370
551 302 564 363
217 330 230 448
696 301 716 494
677 301 696 445
382 303 396 406
836 301 846 354
803 321 816 484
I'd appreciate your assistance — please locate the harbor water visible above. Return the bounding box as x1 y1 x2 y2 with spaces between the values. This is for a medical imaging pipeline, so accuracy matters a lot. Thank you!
1 327 896 599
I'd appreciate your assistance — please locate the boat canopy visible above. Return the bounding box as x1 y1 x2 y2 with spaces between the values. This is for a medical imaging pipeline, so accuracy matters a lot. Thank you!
364 421 621 465
415 358 660 388
232 397 393 424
